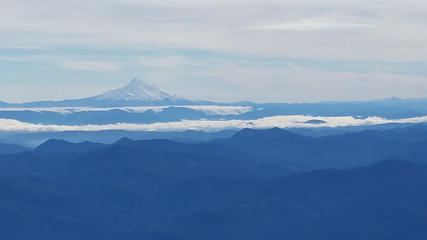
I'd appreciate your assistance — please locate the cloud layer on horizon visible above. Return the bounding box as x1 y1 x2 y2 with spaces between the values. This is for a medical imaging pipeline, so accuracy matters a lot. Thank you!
2 115 427 132
0 105 253 116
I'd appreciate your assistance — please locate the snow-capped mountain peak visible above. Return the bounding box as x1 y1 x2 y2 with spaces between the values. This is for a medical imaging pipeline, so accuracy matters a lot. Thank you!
95 79 173 102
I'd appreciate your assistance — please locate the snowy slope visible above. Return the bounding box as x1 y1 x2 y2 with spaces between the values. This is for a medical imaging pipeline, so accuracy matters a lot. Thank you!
0 79 201 107
95 79 174 101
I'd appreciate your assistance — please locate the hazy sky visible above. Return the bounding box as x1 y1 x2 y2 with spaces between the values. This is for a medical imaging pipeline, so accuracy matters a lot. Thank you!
1 0 427 103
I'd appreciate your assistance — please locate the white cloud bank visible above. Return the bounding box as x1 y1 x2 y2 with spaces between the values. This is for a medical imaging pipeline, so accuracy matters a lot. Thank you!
0 106 252 116
2 115 427 132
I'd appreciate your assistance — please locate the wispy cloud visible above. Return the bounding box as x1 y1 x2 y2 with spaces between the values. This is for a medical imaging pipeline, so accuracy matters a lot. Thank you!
61 60 123 72
138 56 206 69
252 18 375 32
1 0 426 62
2 115 427 132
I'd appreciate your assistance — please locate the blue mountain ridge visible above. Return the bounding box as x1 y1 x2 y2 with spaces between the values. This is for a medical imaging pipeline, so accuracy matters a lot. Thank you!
0 131 426 240
2 127 427 239
14 125 427 171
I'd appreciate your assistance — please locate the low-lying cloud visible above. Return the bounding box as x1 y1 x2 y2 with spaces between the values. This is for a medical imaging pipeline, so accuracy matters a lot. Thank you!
0 105 253 116
2 115 427 132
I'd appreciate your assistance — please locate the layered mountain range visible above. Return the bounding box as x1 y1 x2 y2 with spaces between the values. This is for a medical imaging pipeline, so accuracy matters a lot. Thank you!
1 127 427 239
2 79 427 240
3 79 427 149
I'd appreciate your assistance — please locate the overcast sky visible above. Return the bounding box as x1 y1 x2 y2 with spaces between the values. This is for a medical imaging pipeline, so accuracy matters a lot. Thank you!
1 0 427 103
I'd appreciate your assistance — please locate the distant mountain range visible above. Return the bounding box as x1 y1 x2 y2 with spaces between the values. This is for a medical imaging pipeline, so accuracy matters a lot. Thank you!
1 78 427 111
1 126 427 239
3 79 427 139
4 125 427 171
3 82 427 239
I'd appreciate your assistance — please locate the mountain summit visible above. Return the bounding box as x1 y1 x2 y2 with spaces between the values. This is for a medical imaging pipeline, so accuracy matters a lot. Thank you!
95 79 174 102
0 78 197 107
